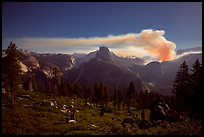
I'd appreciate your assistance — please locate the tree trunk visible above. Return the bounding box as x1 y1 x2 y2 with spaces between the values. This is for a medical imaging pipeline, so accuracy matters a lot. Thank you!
10 63 14 105
71 109 75 120
122 101 125 110
141 108 145 123
84 98 87 109
127 99 130 113
100 107 105 116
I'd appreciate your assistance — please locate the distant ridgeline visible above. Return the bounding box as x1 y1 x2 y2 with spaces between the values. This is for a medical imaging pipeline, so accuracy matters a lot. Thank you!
2 46 202 96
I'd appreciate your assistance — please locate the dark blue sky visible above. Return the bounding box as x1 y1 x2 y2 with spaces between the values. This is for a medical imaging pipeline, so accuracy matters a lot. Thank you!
2 2 202 52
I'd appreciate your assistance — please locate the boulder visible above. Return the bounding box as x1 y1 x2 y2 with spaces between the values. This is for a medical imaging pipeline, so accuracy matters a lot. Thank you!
122 118 135 126
150 98 181 123
39 100 54 107
166 109 181 122
22 95 32 99
2 88 6 94
69 120 76 124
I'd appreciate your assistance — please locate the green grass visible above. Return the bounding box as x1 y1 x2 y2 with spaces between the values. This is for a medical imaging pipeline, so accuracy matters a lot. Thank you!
2 90 202 135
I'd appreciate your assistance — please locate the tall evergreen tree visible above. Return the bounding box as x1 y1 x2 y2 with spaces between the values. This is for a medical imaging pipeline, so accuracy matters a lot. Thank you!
103 86 108 107
99 82 105 108
74 84 82 98
191 59 202 91
31 76 38 92
99 82 108 116
189 59 202 119
126 81 135 112
51 67 61 98
67 82 74 97
141 89 150 127
113 88 117 110
59 77 66 96
4 42 22 105
93 83 100 106
172 61 191 112
117 89 123 110
83 84 92 109
122 88 126 110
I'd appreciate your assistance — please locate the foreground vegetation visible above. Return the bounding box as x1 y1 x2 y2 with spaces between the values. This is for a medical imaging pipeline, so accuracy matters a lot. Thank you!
2 90 202 135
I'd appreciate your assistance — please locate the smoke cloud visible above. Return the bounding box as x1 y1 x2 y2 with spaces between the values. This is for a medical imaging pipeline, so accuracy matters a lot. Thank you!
135 29 176 62
10 29 176 62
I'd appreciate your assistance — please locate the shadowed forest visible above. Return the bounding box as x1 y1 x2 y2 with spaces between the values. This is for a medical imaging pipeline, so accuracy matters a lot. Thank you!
2 42 202 135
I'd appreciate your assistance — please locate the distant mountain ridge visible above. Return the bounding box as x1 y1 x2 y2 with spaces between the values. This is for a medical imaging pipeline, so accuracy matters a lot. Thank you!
176 47 202 55
130 52 202 95
2 46 202 95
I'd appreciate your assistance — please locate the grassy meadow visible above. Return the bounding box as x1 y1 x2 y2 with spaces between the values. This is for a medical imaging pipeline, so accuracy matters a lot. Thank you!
2 90 202 135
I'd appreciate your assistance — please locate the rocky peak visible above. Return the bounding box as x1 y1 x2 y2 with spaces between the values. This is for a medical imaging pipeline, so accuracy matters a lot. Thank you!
96 46 111 61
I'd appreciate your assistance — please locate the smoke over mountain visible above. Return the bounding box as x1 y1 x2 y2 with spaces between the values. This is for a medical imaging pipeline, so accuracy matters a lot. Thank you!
10 29 176 62
135 29 176 62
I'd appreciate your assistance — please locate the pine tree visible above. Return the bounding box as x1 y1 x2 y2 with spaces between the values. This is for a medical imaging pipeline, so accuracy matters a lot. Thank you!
31 77 38 92
87 84 93 102
74 84 82 98
191 59 202 91
126 81 135 112
51 67 61 98
93 83 100 106
113 88 117 111
99 82 108 116
172 61 191 112
67 82 74 97
189 59 202 119
141 89 149 127
99 82 105 108
103 86 108 107
59 77 66 96
122 88 126 110
83 84 92 109
4 42 22 105
117 89 123 110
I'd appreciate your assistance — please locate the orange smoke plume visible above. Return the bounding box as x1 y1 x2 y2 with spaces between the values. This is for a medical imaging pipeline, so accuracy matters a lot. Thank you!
12 29 176 62
135 29 176 62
